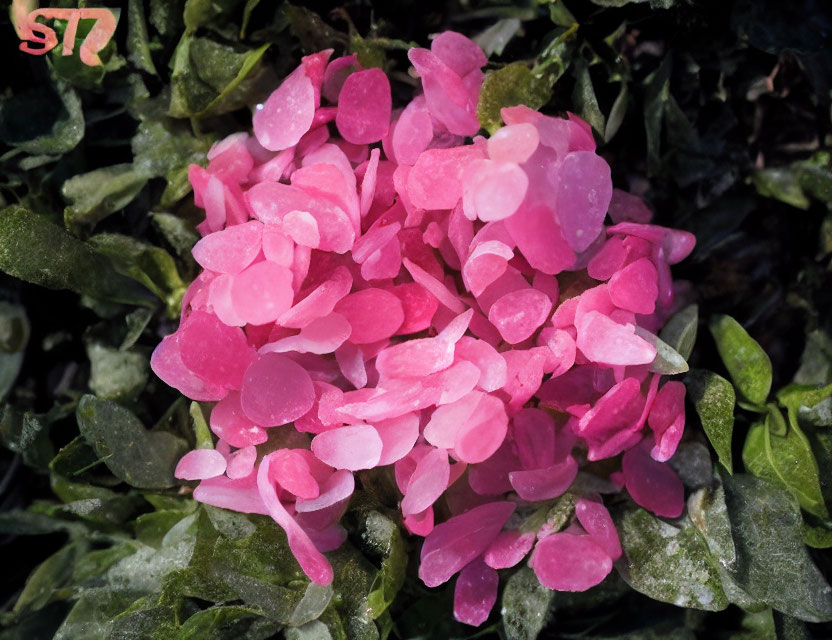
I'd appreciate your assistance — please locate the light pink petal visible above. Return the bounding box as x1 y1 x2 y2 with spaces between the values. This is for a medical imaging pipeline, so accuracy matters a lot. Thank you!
509 456 578 501
454 394 508 464
295 470 355 513
150 333 226 401
403 258 466 313
208 275 245 327
484 530 536 569
530 533 612 591
463 159 528 222
263 312 351 355
390 283 439 335
279 266 353 329
576 311 656 366
283 210 320 248
501 348 549 411
501 105 543 125
269 449 320 499
431 31 487 77
487 123 539 164
230 261 294 326
575 498 622 561
652 412 685 463
587 236 627 281
291 163 355 223
240 353 315 426
194 473 268 515
376 336 455 380
257 454 334 585
453 557 498 627
253 64 315 151
622 444 685 518
454 337 507 392
393 96 434 166
261 225 294 266
335 68 391 144
404 506 434 537
226 445 257 479
311 425 383 471
505 204 575 275
334 342 367 389
540 328 577 378
418 501 516 587
512 408 556 470
192 221 263 275
175 449 227 481
402 448 450 516
375 413 420 466
424 391 483 449
462 240 513 296
360 148 381 217
210 391 268 447
608 257 658 314
488 288 552 344
555 151 612 252
361 236 402 281
334 288 404 344
352 218 402 264
407 146 485 211
179 311 256 389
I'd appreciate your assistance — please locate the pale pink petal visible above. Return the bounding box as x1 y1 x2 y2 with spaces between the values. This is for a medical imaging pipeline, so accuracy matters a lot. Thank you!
488 288 552 344
424 391 482 449
175 449 227 481
311 425 383 471
240 353 315 426
393 96 434 166
487 123 539 164
402 448 450 516
150 333 226 401
407 145 485 210
334 288 404 343
194 473 268 515
509 456 578 501
454 337 507 392
419 501 516 587
622 445 685 518
403 258 466 313
231 261 294 326
226 445 257 479
484 531 536 569
576 311 656 366
208 275 246 327
375 413 421 466
283 210 320 248
360 148 381 217
530 533 612 591
453 557 498 627
269 449 320 499
296 470 355 513
462 240 513 296
262 312 351 355
192 221 263 274
463 159 528 222
454 394 508 464
279 266 353 329
254 64 316 151
261 225 294 266
575 498 622 561
540 328 577 378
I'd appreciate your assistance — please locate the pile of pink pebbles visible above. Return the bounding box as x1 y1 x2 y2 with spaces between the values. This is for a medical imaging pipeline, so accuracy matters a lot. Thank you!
151 31 696 626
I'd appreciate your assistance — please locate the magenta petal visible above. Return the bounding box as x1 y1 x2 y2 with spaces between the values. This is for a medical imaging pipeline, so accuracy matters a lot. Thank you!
454 337 507 392
575 498 622 561
194 473 268 515
402 448 450 516
175 449 227 480
279 266 353 329
231 261 294 326
334 288 404 344
453 557 498 627
531 533 613 591
253 64 315 151
257 454 334 585
335 68 392 144
484 530 536 569
488 288 552 344
210 391 268 447
150 333 226 401
179 311 256 389
226 445 257 479
509 456 578 502
556 151 612 252
512 408 556 470
454 394 509 464
622 445 685 518
419 501 516 587
311 425 383 471
240 353 315 427
608 257 659 315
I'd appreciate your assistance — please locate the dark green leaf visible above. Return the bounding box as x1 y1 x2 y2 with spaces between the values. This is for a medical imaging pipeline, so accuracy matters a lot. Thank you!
473 19 522 57
183 0 246 34
659 304 698 361
62 163 149 230
0 206 152 305
177 605 281 639
128 0 158 74
76 394 189 489
709 315 772 406
572 57 605 136
0 405 56 469
477 63 553 134
0 301 28 401
13 543 79 616
777 382 832 434
685 369 736 473
804 523 832 549
53 589 137 640
151 212 201 259
501 566 554 640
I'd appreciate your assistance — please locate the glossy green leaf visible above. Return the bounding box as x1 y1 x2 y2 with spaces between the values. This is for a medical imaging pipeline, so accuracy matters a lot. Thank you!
76 395 188 489
685 369 736 473
659 304 699 361
710 315 772 406
477 63 553 134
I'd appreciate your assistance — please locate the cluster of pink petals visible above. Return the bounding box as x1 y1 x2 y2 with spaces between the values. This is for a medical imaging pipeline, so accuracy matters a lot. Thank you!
152 31 695 626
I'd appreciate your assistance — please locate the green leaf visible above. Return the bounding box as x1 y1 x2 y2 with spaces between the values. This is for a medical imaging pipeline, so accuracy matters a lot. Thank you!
752 168 811 210
178 605 281 639
53 589 137 640
805 523 832 549
572 56 605 135
62 163 150 230
0 405 56 469
151 212 201 259
793 330 832 386
634 326 689 375
685 369 736 473
288 583 334 627
121 308 154 351
13 543 79 616
190 402 214 449
501 566 554 640
0 301 28 401
709 315 772 406
659 304 699 361
613 504 729 611
777 383 832 431
127 0 158 74
76 394 189 489
0 206 152 305
477 63 553 134
86 340 148 401
473 18 522 57
183 0 246 34
720 472 832 622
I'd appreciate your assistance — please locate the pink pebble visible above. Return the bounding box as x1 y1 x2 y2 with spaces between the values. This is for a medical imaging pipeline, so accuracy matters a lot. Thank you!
334 288 404 343
488 288 552 344
622 444 685 518
608 257 659 314
231 261 294 326
175 449 227 481
530 533 612 591
311 425 383 470
575 498 622 561
253 64 316 151
335 68 392 144
240 353 315 427
192 220 263 274
453 557 498 627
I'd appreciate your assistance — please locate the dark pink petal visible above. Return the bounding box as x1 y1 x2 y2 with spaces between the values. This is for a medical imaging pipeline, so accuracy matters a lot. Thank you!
575 498 622 561
253 64 316 151
175 449 227 480
587 236 627 281
402 448 450 516
468 439 522 495
179 311 256 389
269 449 320 499
296 470 355 513
311 425 383 470
484 530 536 569
608 189 653 224
622 445 685 518
419 501 516 587
257 454 334 585
576 377 643 441
323 54 360 103
150 333 226 401
530 533 612 591
210 391 268 447
509 456 578 501
505 204 575 275
431 31 487 77
453 557 498 627
608 257 658 314
240 353 315 427
512 408 556 470
334 288 404 343
375 413 421 465
390 283 439 335
335 68 392 144
488 288 552 344
648 381 686 436
404 506 434 536
576 311 656 366
556 151 612 252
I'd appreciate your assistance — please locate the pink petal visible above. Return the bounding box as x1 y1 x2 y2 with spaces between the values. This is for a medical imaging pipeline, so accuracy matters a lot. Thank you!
487 123 539 164
454 394 509 464
484 531 536 569
334 342 367 389
335 68 392 144
376 336 455 380
587 236 628 281
360 148 381 217
403 257 466 313
540 328 577 378
462 240 513 296
575 498 622 561
226 445 257 479
431 31 487 77
468 440 521 495
263 312 351 355
150 333 226 401
463 159 528 222
407 146 484 211
530 533 613 591
512 408 556 470
179 311 256 389
509 456 578 501
608 189 653 224
419 501 516 587
261 225 294 266
505 204 575 275
322 54 360 103
296 469 355 513
283 210 320 248
424 391 483 449
393 96 434 166
576 311 656 366
404 506 434 536
192 221 263 274
402 448 450 516
576 377 643 442
608 257 658 314
454 337 507 392
175 449 227 481
375 413 420 465
622 445 685 518
390 283 439 335
453 557 498 627
334 288 404 344
269 449 320 499
555 151 612 252
194 473 268 515
648 381 686 435
253 64 315 151
311 425 383 471
257 454 334 585
210 391 268 447
279 266 353 329
240 353 315 426
488 288 552 344
230 261 294 326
